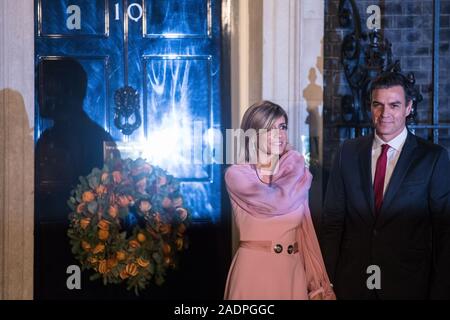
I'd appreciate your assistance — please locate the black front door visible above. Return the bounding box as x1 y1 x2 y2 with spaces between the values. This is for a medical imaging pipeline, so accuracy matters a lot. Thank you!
34 0 230 299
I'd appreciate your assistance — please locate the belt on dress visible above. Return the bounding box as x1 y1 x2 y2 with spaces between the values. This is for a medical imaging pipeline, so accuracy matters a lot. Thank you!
239 240 299 255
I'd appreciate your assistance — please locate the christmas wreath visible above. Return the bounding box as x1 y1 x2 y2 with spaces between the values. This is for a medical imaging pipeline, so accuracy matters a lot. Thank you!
67 158 190 294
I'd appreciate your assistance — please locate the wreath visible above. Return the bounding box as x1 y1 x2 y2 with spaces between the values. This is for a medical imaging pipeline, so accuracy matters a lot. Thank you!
67 158 190 294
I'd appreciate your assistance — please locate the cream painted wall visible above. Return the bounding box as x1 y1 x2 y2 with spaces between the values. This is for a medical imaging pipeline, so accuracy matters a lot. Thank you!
0 0 35 300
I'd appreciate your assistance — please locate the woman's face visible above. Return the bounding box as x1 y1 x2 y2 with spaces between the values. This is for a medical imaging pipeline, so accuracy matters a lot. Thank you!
258 116 288 156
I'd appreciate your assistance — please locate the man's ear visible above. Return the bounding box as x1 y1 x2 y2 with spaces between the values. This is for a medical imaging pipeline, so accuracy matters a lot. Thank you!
406 100 413 117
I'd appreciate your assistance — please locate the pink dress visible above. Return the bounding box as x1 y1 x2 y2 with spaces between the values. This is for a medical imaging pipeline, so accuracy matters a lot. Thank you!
224 151 335 300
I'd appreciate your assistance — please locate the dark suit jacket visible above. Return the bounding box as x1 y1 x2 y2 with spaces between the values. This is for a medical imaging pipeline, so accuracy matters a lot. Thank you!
320 131 450 299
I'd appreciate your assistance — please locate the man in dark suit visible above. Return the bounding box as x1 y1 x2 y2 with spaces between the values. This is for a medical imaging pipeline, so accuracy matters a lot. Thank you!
320 72 450 299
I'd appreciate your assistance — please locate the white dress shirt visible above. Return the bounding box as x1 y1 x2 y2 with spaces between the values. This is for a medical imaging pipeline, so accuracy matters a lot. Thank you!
371 127 408 195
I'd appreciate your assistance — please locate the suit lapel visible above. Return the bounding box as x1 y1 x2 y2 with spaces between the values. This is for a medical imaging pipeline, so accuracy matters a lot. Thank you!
358 134 376 226
376 132 418 227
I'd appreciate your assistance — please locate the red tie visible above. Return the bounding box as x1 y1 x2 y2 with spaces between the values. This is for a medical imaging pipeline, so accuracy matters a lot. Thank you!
374 144 390 215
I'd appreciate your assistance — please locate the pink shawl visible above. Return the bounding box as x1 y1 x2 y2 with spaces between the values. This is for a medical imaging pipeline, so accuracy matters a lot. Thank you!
225 150 336 300
225 150 311 216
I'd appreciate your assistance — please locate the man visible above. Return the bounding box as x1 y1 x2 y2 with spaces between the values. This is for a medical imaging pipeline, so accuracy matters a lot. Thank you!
321 72 450 299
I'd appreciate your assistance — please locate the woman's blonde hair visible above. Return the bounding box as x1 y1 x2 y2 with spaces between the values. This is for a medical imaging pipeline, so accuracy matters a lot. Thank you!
240 100 288 162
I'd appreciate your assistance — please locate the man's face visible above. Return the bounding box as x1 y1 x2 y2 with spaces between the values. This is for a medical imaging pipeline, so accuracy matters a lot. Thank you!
371 85 412 142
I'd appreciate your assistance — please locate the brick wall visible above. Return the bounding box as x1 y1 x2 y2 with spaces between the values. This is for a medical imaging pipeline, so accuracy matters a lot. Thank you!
323 0 450 175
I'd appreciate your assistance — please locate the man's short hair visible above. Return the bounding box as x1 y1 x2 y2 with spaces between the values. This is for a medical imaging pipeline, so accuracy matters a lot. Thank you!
369 72 413 103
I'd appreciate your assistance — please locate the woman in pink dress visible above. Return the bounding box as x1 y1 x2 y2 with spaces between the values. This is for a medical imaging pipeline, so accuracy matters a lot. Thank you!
224 101 335 300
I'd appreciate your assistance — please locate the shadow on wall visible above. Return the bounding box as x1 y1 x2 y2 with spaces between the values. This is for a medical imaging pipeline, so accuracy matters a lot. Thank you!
0 88 33 145
0 88 34 299
303 67 323 170
302 38 325 233
0 87 34 207
0 88 33 142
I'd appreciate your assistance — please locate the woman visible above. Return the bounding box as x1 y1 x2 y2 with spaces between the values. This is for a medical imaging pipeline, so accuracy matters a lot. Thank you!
224 100 335 300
